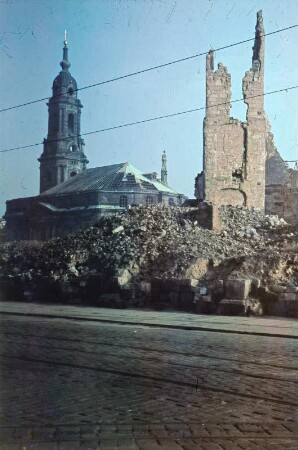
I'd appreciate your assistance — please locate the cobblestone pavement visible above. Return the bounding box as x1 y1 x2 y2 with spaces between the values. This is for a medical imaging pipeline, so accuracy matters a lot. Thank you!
0 304 297 449
1 301 297 337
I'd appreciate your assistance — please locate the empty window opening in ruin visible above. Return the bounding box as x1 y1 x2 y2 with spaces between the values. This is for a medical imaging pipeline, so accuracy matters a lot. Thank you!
230 97 247 123
232 168 243 181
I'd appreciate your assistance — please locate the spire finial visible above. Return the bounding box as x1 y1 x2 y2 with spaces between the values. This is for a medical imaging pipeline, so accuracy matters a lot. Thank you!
60 30 71 70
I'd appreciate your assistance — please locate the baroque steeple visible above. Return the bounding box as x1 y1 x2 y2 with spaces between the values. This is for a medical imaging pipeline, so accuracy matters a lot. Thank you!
38 33 88 194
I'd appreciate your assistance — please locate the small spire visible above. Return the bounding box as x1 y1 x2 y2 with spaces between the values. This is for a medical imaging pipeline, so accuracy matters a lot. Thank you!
161 150 168 185
252 10 265 69
60 30 71 71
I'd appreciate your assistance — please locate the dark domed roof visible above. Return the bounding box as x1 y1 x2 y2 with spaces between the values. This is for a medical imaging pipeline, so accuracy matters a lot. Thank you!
51 43 78 95
52 70 77 91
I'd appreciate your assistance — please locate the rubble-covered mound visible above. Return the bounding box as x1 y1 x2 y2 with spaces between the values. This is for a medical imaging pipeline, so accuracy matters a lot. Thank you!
0 204 297 289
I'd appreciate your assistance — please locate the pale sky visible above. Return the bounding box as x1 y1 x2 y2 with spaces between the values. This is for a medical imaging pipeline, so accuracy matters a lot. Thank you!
0 0 297 216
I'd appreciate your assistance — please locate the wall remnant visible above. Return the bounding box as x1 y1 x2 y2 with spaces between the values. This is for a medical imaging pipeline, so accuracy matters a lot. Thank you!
196 11 266 211
265 124 298 225
195 11 297 225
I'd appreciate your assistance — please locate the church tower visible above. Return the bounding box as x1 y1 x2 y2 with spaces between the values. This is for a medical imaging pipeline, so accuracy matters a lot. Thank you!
38 32 88 193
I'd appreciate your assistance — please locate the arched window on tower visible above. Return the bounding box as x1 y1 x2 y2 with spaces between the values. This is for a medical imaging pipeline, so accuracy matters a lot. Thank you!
69 144 77 153
120 195 128 207
68 113 74 135
50 112 58 132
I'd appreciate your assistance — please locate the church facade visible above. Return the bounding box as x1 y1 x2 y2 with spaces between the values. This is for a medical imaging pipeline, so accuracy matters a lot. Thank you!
5 38 186 241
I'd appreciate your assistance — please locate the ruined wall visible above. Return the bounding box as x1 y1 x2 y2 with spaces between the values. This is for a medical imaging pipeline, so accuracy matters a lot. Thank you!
196 11 266 211
195 11 297 225
265 127 298 225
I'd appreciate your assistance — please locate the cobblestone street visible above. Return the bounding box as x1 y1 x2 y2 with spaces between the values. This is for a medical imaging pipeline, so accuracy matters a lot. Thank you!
0 303 297 449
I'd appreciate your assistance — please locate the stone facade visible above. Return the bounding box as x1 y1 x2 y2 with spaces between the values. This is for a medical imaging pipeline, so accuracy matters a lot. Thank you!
196 11 266 210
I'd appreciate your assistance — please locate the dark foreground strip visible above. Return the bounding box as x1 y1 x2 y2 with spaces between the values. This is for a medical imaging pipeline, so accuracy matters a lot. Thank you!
0 311 297 339
0 422 297 444
2 354 298 408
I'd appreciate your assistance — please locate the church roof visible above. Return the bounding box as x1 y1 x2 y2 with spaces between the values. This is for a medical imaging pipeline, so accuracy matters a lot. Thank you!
40 162 180 196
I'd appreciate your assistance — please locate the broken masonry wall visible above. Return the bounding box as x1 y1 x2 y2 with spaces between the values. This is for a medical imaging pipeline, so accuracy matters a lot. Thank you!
265 121 298 225
196 11 267 213
242 10 266 210
203 51 247 207
265 184 298 226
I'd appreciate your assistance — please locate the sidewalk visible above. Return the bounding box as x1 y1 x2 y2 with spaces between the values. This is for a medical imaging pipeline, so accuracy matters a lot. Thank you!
1 301 297 338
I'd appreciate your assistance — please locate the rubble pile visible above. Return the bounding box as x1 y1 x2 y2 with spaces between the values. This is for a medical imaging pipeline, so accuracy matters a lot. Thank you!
0 205 297 290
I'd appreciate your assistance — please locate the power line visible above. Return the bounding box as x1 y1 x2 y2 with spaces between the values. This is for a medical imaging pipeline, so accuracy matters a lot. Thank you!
1 85 297 154
0 24 297 114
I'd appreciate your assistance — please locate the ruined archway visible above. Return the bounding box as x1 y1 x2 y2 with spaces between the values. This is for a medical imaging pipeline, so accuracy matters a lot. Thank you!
219 189 246 206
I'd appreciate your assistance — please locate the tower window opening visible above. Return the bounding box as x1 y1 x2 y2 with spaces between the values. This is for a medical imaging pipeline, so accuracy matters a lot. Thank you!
120 195 128 208
69 145 77 153
68 113 75 134
68 86 74 96
50 112 59 132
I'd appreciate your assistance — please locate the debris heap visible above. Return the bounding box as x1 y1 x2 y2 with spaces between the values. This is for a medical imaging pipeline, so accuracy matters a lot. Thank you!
0 204 297 289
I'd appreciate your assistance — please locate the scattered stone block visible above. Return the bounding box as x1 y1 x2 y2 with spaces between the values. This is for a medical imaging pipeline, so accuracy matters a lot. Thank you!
285 285 298 293
245 297 264 316
179 278 198 287
226 279 251 300
270 284 286 294
140 282 151 294
279 293 296 301
199 286 207 295
112 225 124 234
179 292 194 303
217 298 245 315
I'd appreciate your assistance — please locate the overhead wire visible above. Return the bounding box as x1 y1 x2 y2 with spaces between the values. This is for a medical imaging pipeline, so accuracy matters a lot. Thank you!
1 84 297 154
0 24 297 113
